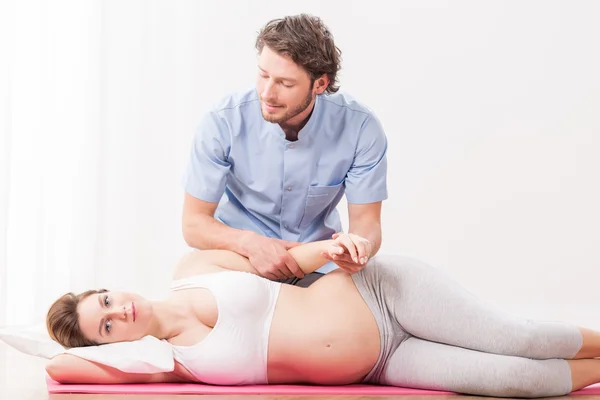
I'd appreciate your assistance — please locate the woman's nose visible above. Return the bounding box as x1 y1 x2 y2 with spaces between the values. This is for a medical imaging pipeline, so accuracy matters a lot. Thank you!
107 305 128 320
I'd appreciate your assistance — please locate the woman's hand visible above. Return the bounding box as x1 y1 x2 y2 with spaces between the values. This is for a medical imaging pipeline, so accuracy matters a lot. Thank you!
320 232 372 274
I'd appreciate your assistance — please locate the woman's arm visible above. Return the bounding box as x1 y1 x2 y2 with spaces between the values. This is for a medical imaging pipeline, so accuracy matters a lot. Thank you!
45 354 183 384
173 239 337 280
288 239 338 273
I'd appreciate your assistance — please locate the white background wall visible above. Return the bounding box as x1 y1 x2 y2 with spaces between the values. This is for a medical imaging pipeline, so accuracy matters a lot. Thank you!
1 0 599 331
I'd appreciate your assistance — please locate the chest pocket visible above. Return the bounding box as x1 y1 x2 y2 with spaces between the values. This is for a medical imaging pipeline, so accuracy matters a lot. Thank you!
298 182 344 231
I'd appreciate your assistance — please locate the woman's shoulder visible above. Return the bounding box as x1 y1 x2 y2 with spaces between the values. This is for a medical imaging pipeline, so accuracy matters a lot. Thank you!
172 258 229 281
172 250 259 280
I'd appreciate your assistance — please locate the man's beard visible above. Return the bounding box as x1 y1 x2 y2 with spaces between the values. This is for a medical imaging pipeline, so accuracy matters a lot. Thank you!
261 89 314 124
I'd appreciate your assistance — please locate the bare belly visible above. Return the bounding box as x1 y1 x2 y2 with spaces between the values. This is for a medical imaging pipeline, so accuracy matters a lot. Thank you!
267 270 381 385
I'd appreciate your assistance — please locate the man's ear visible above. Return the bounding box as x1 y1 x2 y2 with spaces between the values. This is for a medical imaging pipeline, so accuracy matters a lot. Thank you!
313 74 330 95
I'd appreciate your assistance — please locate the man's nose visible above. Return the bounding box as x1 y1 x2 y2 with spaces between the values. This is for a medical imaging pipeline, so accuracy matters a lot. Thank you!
261 80 276 99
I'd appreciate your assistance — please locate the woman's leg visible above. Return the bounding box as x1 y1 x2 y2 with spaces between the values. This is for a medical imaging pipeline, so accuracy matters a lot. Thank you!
380 336 586 398
369 254 586 359
569 358 600 392
572 327 600 359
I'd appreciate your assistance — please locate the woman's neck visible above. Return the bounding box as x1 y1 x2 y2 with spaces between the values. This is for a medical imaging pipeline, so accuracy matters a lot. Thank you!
146 297 192 340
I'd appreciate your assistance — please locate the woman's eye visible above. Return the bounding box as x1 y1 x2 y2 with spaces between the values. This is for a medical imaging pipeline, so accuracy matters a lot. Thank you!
105 320 112 334
104 296 111 307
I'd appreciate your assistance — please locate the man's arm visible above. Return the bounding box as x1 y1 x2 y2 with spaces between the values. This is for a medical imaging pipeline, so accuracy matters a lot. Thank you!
348 201 382 257
321 202 382 273
182 193 253 254
180 110 268 260
181 193 304 280
322 111 387 273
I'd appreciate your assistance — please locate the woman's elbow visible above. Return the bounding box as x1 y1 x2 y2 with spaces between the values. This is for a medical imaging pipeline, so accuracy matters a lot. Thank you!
45 355 82 383
45 360 66 383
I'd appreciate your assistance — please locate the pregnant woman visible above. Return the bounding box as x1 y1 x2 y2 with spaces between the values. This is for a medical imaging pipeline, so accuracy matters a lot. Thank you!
45 234 600 398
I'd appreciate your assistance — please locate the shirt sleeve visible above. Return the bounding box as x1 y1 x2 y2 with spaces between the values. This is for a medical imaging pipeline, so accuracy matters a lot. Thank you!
181 111 231 203
344 113 389 204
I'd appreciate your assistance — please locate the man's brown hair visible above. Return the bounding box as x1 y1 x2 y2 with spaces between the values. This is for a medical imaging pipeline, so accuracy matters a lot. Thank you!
256 14 342 94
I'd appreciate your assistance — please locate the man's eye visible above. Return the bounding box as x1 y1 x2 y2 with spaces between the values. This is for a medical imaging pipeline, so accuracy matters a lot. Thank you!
105 320 112 334
104 296 111 307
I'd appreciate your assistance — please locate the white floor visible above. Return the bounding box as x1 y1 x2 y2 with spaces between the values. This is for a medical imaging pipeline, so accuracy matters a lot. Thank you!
0 344 50 400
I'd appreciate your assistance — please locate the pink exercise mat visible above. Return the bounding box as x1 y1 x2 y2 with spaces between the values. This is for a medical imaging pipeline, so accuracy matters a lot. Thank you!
46 377 600 395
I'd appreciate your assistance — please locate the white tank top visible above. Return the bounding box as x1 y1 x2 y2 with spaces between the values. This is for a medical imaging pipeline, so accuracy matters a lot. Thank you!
169 271 282 385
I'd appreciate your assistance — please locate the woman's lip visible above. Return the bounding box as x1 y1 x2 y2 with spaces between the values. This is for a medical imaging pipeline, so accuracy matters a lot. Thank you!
132 302 136 322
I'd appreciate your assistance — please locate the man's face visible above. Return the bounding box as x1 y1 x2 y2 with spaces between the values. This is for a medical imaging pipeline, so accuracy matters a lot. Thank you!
256 46 315 124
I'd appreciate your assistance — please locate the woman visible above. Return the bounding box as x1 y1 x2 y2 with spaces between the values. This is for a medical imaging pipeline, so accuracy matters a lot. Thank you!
45 234 600 398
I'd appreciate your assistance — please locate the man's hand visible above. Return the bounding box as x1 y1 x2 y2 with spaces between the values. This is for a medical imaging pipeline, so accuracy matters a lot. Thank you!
242 234 305 281
321 232 372 274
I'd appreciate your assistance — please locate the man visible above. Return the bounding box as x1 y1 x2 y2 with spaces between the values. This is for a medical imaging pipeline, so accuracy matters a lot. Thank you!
181 14 388 287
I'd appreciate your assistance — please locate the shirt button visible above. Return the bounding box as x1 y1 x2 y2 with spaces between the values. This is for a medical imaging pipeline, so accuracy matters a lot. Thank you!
286 186 292 191
289 144 295 149
284 224 289 229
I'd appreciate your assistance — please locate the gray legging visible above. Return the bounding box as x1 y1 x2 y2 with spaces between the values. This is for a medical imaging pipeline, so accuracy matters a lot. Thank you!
352 255 583 398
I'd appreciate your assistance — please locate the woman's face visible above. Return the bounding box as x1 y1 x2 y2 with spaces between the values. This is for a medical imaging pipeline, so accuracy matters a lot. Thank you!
77 291 152 344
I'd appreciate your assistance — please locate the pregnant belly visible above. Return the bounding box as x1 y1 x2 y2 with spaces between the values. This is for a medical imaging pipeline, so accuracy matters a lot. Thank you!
267 272 381 385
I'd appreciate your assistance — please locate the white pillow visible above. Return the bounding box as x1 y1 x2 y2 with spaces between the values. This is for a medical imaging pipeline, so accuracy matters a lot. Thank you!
0 323 174 374
0 323 64 358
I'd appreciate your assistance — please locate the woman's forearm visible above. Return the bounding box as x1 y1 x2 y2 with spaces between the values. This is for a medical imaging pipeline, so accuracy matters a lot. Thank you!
45 354 180 384
288 239 336 274
174 239 337 280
